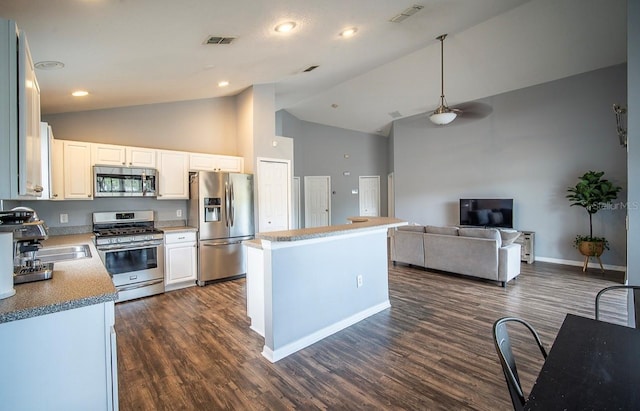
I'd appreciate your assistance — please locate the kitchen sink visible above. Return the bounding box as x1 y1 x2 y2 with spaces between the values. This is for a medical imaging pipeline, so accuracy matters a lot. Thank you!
36 244 92 263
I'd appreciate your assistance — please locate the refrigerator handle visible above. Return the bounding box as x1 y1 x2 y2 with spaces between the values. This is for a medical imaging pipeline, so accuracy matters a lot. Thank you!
224 181 230 227
229 184 236 227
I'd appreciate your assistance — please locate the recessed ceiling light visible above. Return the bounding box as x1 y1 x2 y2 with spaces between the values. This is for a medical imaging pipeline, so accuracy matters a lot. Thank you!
34 61 65 70
339 27 358 38
218 81 229 87
71 90 89 97
274 21 296 33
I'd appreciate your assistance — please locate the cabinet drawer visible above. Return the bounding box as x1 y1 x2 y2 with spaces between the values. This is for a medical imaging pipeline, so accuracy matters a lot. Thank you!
165 231 197 244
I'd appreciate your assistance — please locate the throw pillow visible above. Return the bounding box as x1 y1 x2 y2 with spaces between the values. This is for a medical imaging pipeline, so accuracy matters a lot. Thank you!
458 227 502 247
499 230 521 246
425 225 459 236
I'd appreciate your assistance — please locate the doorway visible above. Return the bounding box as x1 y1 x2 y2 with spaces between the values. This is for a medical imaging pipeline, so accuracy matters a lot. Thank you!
257 158 291 232
359 176 380 217
304 176 331 227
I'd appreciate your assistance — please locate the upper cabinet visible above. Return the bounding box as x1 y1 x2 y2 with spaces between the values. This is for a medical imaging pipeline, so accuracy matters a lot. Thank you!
63 140 93 200
92 143 156 168
157 150 188 199
0 19 42 199
189 153 244 173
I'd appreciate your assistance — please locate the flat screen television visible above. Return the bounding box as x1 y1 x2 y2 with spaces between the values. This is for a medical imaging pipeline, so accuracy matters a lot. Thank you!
459 198 513 228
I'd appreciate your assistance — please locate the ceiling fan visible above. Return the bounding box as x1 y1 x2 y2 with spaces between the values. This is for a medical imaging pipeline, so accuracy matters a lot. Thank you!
428 34 492 126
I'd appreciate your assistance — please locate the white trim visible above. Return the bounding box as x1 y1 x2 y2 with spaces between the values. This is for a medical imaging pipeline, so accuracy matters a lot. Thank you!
261 300 391 363
534 256 627 273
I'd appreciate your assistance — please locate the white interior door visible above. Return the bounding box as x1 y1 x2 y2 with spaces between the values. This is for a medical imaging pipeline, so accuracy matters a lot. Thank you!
359 176 380 217
293 176 301 229
388 172 395 218
258 159 291 232
304 176 331 227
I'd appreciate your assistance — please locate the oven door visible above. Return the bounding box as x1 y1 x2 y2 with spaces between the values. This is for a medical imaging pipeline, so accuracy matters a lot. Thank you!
98 243 165 302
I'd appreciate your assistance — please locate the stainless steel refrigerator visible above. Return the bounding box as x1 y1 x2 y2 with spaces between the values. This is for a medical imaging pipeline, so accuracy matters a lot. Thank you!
188 171 254 285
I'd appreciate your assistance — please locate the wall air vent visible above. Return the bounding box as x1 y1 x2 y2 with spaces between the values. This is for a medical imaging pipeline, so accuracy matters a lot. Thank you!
204 36 236 45
390 5 424 23
303 65 319 73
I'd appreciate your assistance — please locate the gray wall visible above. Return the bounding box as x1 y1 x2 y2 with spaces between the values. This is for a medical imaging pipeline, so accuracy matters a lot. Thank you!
628 1 639 287
392 64 628 267
277 110 389 226
43 97 238 155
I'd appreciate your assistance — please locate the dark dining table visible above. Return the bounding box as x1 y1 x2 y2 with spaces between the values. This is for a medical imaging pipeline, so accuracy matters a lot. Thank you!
525 313 640 410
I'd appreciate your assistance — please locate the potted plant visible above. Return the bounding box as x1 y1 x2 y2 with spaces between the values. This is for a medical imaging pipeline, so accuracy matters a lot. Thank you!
566 170 622 271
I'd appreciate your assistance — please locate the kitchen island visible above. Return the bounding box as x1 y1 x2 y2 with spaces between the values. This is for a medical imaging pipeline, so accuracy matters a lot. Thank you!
245 217 406 362
0 234 119 411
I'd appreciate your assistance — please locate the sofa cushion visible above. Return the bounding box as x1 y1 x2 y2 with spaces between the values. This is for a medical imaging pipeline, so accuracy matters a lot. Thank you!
499 230 521 246
458 227 502 247
397 225 426 233
425 225 459 236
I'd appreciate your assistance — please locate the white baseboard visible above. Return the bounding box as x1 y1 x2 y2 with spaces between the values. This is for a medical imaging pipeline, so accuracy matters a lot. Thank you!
261 300 391 363
533 256 626 273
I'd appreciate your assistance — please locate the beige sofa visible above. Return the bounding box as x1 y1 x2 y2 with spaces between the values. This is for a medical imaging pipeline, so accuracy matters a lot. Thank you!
391 225 521 287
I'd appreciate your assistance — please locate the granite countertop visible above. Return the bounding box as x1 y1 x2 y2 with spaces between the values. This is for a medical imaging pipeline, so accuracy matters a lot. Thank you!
256 217 407 242
0 233 117 324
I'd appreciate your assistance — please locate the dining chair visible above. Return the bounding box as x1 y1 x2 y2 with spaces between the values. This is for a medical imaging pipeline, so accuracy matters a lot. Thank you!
595 285 640 329
492 317 548 411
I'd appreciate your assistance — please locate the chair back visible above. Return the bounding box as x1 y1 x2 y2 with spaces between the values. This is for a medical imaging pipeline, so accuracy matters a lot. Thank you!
595 285 640 328
493 317 548 411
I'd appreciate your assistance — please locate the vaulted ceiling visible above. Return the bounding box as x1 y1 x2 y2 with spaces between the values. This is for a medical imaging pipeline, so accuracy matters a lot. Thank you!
0 0 627 136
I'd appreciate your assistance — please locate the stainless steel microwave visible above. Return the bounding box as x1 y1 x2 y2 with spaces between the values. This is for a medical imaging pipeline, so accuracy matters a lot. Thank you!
94 166 157 197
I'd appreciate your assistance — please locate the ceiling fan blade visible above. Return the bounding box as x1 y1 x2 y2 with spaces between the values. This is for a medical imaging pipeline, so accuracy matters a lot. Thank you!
451 101 493 120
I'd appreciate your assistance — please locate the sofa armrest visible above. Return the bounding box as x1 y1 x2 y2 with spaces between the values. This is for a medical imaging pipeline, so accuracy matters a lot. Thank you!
392 230 425 266
498 244 521 282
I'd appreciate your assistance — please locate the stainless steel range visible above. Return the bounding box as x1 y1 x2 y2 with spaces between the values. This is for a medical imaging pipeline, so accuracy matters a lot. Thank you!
93 210 164 302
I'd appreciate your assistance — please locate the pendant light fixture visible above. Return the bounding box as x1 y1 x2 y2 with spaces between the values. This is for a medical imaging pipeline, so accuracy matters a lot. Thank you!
429 34 457 125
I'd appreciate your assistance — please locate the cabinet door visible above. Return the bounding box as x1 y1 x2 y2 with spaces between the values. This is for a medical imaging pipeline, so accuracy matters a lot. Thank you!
215 155 244 172
189 153 217 171
157 150 188 199
50 138 64 200
91 143 126 166
127 147 156 168
165 242 197 285
63 140 93 200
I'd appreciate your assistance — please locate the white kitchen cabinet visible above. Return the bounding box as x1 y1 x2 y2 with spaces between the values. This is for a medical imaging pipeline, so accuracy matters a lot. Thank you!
189 152 244 172
50 135 65 201
63 140 93 200
92 143 156 168
164 230 197 290
0 19 43 199
157 149 189 199
0 302 118 410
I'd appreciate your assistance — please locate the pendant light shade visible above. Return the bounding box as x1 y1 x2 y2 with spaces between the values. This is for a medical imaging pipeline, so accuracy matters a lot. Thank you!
429 34 457 125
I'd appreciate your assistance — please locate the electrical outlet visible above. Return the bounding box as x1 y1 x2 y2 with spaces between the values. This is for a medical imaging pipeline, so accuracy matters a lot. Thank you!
356 275 363 288
60 213 69 224
176 209 182 218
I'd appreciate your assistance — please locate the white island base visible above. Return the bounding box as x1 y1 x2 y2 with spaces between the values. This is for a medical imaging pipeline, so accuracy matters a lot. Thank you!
246 217 406 362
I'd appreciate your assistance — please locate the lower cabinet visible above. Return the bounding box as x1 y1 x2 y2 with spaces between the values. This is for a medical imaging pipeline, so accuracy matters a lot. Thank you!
0 302 118 410
164 230 197 290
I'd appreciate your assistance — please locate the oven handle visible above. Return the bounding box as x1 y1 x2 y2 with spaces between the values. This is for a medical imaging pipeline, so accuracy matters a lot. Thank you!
97 240 164 251
117 278 164 293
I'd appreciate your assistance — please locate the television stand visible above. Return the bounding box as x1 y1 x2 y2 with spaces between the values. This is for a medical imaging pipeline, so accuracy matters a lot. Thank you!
514 231 535 264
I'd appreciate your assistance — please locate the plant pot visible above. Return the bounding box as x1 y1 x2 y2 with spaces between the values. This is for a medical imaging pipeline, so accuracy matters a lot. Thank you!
578 241 605 257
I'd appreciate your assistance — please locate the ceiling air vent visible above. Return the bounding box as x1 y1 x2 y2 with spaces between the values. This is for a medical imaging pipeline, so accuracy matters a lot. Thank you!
389 5 424 23
204 36 236 45
303 65 319 73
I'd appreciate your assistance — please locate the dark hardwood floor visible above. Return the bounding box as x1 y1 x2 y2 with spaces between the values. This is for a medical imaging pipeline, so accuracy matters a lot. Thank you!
115 262 626 410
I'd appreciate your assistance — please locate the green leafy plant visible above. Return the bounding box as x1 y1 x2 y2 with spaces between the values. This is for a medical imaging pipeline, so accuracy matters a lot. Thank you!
566 170 622 248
